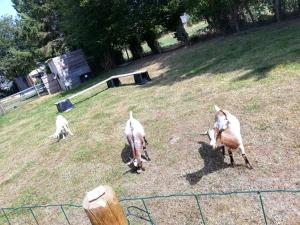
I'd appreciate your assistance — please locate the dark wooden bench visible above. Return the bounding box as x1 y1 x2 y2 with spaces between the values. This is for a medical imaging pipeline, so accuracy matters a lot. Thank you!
55 70 151 112
106 70 151 88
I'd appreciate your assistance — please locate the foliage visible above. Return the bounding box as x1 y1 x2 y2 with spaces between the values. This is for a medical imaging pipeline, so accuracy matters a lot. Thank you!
12 0 64 58
189 0 300 33
0 0 298 79
0 16 34 80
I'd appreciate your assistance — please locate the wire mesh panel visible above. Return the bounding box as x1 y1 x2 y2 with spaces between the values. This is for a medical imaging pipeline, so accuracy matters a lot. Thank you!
1 208 37 225
262 192 300 225
31 206 69 225
62 205 90 225
121 200 153 225
1 189 299 225
199 194 262 225
144 196 201 225
0 84 46 115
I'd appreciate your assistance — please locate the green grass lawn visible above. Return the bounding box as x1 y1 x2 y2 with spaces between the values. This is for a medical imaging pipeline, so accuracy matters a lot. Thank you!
0 20 300 224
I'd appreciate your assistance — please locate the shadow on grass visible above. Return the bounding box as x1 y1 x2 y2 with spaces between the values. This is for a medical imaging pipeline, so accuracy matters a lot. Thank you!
234 65 275 81
185 142 233 185
121 144 137 174
73 88 108 106
136 21 300 87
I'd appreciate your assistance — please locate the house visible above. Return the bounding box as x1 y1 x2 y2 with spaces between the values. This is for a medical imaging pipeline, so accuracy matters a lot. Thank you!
46 49 92 91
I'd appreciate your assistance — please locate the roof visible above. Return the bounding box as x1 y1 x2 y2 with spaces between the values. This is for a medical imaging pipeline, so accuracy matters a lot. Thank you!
28 68 44 77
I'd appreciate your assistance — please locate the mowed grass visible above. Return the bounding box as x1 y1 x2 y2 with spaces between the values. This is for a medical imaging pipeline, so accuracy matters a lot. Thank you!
1 20 300 224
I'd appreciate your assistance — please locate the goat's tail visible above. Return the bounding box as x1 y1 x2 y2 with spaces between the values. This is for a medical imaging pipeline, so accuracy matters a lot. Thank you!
129 111 134 131
214 105 221 112
129 111 133 120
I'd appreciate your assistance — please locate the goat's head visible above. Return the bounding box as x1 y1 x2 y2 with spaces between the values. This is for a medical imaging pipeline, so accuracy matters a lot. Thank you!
49 130 65 141
200 128 217 149
214 105 229 131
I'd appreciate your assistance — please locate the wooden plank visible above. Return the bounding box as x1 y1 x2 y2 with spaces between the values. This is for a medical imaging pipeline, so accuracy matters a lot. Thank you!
57 70 148 102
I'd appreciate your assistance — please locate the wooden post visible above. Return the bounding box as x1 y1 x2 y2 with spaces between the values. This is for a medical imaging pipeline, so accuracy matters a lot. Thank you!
83 185 128 225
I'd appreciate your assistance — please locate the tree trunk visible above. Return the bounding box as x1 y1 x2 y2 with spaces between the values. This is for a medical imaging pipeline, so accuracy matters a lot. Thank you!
244 3 255 24
144 31 161 54
111 49 125 65
273 0 281 22
174 19 189 45
232 6 240 32
280 0 285 18
128 37 143 59
83 185 128 225
100 52 116 71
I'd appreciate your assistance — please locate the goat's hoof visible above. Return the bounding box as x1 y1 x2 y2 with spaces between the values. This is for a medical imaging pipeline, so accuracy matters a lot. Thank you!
147 158 151 161
247 164 253 170
136 169 142 174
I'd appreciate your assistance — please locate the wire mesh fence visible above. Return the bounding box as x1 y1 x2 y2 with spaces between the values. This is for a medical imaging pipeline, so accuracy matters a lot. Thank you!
1 189 299 225
0 84 46 116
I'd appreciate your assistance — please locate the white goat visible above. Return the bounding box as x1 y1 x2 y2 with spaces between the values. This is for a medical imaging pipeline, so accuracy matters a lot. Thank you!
50 115 73 141
124 111 150 173
202 105 252 169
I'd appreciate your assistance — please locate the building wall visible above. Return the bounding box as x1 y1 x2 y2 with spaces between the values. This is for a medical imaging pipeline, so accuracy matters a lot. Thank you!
14 77 30 91
46 49 92 91
47 60 67 91
41 73 62 94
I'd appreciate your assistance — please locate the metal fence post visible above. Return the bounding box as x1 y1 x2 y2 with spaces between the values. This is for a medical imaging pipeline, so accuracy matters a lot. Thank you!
258 192 268 225
1 208 11 225
141 199 155 225
194 195 207 225
60 205 71 225
28 208 40 225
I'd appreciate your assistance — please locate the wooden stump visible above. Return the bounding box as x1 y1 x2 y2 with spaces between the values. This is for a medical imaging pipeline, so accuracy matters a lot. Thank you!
133 71 151 85
83 185 128 225
106 78 121 88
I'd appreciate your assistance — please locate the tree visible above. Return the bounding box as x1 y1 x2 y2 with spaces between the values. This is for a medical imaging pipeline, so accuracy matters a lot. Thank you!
59 0 129 69
12 0 64 59
160 0 190 43
0 16 34 80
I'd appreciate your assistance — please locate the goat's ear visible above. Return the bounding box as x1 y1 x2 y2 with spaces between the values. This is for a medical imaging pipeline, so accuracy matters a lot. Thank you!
214 105 221 112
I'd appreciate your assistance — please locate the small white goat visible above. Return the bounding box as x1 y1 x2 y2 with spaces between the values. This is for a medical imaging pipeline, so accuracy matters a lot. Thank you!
50 115 73 141
202 105 252 169
124 111 150 173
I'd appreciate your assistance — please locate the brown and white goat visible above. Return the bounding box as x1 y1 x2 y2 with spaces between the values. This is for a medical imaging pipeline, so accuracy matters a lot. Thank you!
202 105 253 169
124 111 150 173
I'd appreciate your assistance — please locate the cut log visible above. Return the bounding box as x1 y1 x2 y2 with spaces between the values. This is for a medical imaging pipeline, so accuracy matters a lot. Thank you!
83 185 128 225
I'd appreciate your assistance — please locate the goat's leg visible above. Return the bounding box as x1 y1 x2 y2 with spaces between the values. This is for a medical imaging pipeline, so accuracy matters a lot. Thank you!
143 137 148 146
242 154 253 169
239 144 253 169
221 145 225 158
136 149 144 173
65 125 73 135
143 147 151 161
127 137 135 164
140 135 150 161
228 149 234 166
